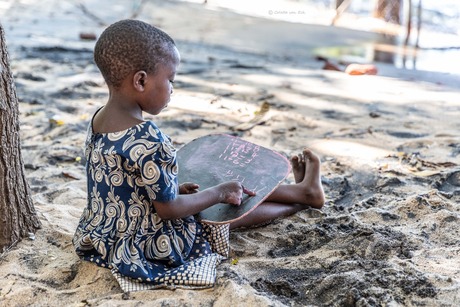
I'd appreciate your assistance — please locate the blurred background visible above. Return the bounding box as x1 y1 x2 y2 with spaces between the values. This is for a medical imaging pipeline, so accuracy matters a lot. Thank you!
181 0 460 75
1 0 459 76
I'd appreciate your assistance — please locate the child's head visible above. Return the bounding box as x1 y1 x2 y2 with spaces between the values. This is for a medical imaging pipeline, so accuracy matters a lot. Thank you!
94 19 177 89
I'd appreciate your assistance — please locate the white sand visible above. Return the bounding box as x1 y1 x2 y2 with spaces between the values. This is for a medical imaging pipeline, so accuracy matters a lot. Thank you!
1 0 460 306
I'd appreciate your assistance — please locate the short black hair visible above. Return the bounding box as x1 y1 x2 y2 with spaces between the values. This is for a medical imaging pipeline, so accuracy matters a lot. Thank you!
94 19 176 88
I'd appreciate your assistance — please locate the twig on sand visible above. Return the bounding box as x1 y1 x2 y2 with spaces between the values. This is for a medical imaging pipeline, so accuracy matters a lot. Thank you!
76 0 150 27
0 239 19 261
129 0 149 19
0 280 15 298
231 101 271 132
76 2 107 26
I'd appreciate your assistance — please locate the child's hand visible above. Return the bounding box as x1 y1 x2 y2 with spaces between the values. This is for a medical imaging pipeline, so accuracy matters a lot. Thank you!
179 182 200 194
218 182 256 206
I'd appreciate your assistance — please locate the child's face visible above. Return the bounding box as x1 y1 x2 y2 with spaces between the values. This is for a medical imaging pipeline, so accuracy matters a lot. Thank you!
141 47 180 115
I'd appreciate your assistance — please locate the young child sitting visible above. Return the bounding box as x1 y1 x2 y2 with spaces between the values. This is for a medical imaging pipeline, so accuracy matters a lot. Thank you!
73 19 325 292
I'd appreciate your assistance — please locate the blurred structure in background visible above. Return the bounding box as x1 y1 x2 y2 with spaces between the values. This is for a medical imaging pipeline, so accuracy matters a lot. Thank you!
325 0 458 72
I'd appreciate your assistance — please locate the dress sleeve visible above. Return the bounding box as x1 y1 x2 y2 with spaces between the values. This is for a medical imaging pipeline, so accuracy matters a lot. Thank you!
137 125 179 202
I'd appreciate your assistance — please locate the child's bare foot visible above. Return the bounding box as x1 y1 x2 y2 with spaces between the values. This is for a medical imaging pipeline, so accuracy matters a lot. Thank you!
291 153 306 183
263 149 325 210
295 149 325 209
230 150 325 229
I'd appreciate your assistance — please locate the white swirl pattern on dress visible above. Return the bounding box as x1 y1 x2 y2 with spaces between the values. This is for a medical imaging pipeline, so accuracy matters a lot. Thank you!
116 218 128 233
128 203 144 218
154 234 172 258
107 130 128 141
129 144 148 161
105 201 119 218
94 169 104 183
108 170 124 186
73 121 228 286
142 160 161 185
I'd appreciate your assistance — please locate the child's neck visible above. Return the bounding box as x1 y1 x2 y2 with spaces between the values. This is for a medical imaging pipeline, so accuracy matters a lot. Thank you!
93 98 145 134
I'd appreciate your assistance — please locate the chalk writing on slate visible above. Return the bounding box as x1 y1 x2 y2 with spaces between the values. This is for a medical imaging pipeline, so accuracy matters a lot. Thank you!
177 134 291 224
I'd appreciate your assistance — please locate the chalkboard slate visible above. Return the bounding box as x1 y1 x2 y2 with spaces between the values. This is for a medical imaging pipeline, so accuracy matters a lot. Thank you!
177 134 291 224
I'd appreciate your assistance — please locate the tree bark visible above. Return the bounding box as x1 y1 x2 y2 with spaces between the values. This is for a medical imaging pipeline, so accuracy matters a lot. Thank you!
374 0 402 24
0 24 41 253
332 0 353 25
404 0 413 46
415 0 422 48
335 0 345 9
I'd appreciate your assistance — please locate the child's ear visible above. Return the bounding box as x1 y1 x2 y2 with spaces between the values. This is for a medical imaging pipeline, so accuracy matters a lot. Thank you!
133 70 147 91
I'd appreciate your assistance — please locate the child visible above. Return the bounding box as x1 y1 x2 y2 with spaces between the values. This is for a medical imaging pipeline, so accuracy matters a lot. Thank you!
73 19 325 292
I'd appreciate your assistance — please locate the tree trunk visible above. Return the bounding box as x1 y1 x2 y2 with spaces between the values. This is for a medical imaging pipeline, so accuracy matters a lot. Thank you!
332 0 353 25
404 0 413 46
0 24 41 253
374 0 402 24
415 0 422 48
335 0 345 9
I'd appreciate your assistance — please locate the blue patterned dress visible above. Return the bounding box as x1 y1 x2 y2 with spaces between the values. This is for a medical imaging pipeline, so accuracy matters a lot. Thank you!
73 120 229 292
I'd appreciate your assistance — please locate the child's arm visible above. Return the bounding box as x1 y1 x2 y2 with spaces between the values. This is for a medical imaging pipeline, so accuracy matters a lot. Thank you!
153 181 255 220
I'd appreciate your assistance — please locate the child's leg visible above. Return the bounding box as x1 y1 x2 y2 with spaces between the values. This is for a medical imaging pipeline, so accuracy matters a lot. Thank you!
230 149 325 230
264 149 324 208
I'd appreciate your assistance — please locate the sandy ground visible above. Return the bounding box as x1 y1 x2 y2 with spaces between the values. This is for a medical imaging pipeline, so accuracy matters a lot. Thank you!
1 0 460 306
